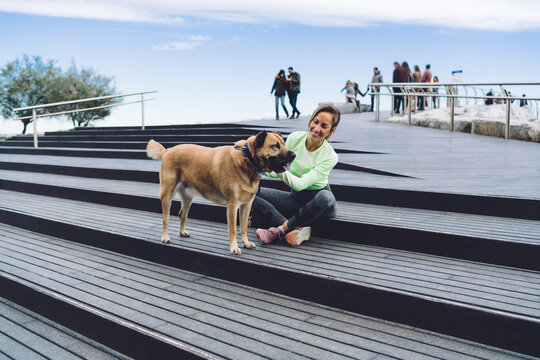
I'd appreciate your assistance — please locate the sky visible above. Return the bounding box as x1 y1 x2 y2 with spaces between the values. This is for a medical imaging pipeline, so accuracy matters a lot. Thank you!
1 0 540 134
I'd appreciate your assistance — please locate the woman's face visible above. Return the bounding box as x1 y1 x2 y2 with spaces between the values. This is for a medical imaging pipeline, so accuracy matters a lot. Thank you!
308 111 335 142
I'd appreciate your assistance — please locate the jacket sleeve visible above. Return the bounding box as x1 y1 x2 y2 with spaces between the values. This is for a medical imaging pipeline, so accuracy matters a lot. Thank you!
271 79 277 94
276 156 337 192
292 73 300 86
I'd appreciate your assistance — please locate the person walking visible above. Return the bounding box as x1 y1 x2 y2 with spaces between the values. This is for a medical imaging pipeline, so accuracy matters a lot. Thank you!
287 67 301 118
253 103 340 246
392 61 408 114
370 67 383 112
271 69 290 120
419 64 432 110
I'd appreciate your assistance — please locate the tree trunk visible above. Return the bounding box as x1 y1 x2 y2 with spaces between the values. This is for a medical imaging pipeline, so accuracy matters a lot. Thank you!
21 120 29 135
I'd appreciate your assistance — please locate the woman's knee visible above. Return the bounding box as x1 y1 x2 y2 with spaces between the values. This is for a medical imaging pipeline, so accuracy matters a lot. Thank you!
315 190 337 218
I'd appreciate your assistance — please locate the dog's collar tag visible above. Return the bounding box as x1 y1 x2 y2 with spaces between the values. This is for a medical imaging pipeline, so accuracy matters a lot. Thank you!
234 144 265 176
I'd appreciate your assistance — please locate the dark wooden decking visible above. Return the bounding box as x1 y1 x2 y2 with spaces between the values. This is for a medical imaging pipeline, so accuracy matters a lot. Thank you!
1 169 539 270
2 169 538 245
1 116 539 359
2 111 540 199
1 224 533 360
0 297 132 360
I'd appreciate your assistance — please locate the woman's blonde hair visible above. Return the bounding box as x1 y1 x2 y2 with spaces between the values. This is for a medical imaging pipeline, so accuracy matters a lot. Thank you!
307 103 341 142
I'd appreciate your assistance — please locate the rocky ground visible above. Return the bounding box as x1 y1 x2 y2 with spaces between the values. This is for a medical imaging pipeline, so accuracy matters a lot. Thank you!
387 103 540 142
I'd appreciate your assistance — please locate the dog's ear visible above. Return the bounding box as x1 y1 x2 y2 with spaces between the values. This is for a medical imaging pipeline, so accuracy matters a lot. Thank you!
254 131 268 149
272 131 284 141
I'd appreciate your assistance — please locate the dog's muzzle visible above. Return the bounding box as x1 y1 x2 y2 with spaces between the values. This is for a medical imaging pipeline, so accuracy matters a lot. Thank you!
269 151 296 173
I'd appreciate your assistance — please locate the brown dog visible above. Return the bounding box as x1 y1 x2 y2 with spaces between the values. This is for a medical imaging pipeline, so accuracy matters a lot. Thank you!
146 131 295 254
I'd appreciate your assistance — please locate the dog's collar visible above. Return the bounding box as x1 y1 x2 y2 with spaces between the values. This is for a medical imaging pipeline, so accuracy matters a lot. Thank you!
234 144 265 176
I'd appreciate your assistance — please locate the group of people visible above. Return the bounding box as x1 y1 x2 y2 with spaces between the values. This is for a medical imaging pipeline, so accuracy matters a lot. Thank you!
392 62 439 114
270 67 301 119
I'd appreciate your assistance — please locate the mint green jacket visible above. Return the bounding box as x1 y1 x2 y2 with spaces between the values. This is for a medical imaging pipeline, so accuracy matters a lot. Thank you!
266 131 338 191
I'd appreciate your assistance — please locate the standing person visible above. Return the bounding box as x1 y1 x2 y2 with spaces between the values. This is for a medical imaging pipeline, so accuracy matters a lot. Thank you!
341 80 358 112
392 61 408 114
485 90 494 105
253 103 340 246
270 69 290 120
419 64 432 110
412 65 422 110
370 67 383 112
431 76 439 108
401 62 412 112
520 94 528 107
287 67 301 118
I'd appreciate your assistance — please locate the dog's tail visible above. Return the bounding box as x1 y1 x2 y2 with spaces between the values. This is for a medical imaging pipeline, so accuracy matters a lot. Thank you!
146 139 166 160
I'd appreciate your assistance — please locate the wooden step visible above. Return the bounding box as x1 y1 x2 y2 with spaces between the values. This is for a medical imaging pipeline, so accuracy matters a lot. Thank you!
1 154 537 220
2 170 539 270
0 297 132 360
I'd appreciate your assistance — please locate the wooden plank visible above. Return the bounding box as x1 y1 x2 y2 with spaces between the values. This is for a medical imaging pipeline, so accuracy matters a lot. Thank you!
0 301 127 360
0 332 47 360
0 316 83 360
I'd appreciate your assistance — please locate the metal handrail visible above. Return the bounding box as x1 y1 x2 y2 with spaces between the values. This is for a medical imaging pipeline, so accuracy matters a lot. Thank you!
13 90 157 111
368 82 540 140
13 98 155 121
12 90 157 148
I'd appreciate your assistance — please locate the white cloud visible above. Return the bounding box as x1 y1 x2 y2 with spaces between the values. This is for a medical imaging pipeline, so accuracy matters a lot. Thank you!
1 0 540 31
153 33 212 51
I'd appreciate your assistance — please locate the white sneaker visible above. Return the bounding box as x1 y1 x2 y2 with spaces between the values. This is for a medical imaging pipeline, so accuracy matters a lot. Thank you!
285 227 311 246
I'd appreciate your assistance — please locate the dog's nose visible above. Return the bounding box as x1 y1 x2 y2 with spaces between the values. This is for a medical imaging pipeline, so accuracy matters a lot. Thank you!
288 151 296 162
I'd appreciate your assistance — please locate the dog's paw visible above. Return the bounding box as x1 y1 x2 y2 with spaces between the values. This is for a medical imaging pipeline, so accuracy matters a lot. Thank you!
161 237 171 244
243 241 256 249
180 230 191 237
230 246 242 255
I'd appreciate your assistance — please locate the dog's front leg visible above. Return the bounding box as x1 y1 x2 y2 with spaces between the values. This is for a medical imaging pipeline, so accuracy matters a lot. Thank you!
227 202 241 255
239 202 256 249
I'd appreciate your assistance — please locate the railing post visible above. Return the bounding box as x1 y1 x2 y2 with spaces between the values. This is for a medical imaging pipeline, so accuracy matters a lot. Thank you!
500 85 511 140
376 91 380 122
505 98 511 139
406 89 412 125
448 87 455 132
32 109 38 148
141 93 145 130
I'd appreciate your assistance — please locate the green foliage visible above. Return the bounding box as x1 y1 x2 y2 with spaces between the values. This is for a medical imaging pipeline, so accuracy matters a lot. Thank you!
0 55 119 134
59 63 119 127
0 55 62 134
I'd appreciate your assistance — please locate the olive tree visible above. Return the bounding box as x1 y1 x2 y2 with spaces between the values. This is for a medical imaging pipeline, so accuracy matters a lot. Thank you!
0 55 62 134
0 55 120 133
60 63 119 127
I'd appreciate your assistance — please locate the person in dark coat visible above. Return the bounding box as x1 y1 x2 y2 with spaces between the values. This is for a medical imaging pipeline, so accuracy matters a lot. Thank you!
370 67 383 112
520 94 528 107
485 90 494 105
271 69 290 120
392 61 408 114
287 67 301 118
418 64 432 110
